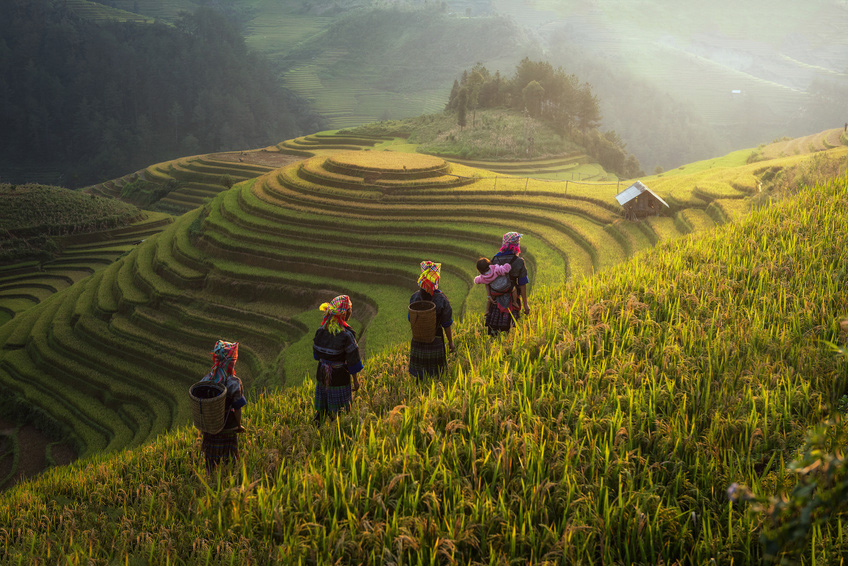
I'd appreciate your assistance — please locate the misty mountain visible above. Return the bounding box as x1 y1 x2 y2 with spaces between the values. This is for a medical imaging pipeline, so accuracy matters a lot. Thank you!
0 0 323 187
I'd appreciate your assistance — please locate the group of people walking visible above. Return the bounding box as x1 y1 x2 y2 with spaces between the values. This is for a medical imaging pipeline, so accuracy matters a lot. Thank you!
197 231 530 469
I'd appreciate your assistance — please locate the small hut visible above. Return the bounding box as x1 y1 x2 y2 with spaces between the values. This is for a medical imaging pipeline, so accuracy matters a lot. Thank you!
614 181 669 220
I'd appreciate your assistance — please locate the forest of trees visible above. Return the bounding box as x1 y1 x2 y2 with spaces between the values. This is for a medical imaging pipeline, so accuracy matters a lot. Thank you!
447 59 642 178
0 0 324 188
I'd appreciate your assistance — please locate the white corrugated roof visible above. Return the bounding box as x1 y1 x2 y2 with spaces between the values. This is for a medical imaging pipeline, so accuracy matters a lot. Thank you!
614 181 647 205
614 181 669 208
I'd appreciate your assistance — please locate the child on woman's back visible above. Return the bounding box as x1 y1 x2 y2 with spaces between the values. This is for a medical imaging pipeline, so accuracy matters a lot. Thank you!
474 257 519 311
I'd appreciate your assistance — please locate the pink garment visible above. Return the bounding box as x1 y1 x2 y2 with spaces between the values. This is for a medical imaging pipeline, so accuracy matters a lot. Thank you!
474 263 512 285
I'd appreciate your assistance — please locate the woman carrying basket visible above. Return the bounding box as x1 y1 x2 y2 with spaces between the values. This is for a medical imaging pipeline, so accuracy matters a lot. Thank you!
409 261 455 380
312 295 363 421
198 340 247 470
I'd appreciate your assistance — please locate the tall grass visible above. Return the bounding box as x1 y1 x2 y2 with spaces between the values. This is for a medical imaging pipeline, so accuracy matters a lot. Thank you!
1 176 846 564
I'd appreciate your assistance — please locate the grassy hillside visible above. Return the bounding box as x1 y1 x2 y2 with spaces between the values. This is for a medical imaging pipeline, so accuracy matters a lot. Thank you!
343 110 585 164
1 130 846 490
0 184 142 264
0 130 777 487
1 172 846 563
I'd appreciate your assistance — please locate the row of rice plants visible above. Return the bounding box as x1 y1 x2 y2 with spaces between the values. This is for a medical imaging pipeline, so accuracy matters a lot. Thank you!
326 151 449 175
234 179 575 292
444 153 587 172
65 0 154 23
36 279 175 446
2 176 845 563
3 287 116 455
219 186 520 266
248 173 589 282
70 313 185 430
201 224 479 294
277 133 388 155
0 212 172 325
267 162 625 238
678 208 717 233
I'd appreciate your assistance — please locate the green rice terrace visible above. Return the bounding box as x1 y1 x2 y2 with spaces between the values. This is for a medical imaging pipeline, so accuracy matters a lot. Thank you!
1 163 847 563
0 125 846 559
0 130 846 492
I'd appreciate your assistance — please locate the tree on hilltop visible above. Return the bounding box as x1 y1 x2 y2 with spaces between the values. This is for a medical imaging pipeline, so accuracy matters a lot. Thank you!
456 87 468 130
522 80 544 118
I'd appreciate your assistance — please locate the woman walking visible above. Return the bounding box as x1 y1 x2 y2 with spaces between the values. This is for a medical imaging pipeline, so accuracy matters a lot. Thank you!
409 261 455 379
199 340 247 470
312 295 363 421
485 231 530 335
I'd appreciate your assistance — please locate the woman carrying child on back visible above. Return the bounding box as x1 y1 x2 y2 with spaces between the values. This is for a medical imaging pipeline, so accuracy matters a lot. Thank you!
477 231 530 335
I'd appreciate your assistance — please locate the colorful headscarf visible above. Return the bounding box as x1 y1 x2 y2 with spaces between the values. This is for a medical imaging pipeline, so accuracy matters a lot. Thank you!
417 261 441 294
320 295 352 335
500 231 522 255
209 340 238 385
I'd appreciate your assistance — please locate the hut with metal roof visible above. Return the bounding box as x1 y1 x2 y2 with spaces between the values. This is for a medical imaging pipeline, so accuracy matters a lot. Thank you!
614 181 669 220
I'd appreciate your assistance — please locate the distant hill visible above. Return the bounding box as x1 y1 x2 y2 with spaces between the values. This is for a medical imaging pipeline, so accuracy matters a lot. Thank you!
0 0 322 187
0 184 141 264
14 0 845 178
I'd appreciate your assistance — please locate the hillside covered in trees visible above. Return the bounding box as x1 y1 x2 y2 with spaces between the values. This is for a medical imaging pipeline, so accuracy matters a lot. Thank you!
446 59 643 178
0 0 323 188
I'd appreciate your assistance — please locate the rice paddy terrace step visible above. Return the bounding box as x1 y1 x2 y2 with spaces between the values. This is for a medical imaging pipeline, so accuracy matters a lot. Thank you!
444 153 588 175
0 213 173 323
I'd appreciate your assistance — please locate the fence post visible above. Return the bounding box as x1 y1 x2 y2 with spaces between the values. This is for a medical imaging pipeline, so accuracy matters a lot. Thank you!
565 180 569 197
524 177 529 194
494 176 497 191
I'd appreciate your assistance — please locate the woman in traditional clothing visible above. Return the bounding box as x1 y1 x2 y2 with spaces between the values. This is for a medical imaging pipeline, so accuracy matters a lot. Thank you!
409 261 455 379
485 231 530 335
199 340 247 470
312 295 363 421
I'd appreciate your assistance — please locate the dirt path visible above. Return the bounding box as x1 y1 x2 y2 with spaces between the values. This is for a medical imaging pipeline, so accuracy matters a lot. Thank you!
0 417 77 491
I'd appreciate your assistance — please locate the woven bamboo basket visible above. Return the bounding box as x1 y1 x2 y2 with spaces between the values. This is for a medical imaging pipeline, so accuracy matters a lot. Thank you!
189 381 227 434
409 300 437 343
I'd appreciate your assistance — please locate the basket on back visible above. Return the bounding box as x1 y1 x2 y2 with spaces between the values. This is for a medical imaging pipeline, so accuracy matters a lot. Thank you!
189 381 227 434
409 300 437 343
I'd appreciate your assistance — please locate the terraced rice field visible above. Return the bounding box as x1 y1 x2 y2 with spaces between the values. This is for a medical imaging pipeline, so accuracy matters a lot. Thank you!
6 131 846 488
761 127 848 159
0 212 173 326
444 153 589 177
282 61 448 129
86 150 298 215
65 0 155 23
244 12 332 58
0 138 775 475
92 0 195 21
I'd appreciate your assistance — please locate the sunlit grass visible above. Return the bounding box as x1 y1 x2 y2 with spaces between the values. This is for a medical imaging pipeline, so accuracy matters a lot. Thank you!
2 175 846 564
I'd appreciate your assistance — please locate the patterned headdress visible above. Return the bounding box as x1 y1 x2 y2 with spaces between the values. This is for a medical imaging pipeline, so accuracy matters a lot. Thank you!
500 231 522 254
417 261 441 294
209 340 238 385
320 295 352 334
